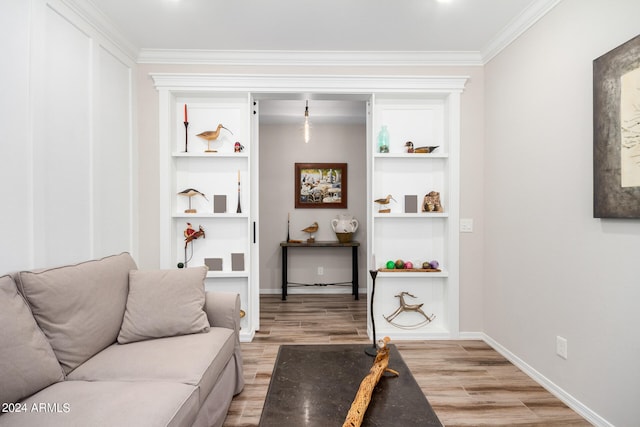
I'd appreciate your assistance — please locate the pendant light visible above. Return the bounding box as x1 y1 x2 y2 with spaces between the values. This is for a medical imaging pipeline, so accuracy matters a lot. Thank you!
303 100 311 143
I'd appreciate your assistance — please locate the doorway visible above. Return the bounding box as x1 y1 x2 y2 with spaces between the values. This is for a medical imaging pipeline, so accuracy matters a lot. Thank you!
255 94 369 298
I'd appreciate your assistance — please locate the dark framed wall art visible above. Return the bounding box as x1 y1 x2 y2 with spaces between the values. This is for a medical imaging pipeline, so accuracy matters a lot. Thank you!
593 34 640 218
295 163 347 209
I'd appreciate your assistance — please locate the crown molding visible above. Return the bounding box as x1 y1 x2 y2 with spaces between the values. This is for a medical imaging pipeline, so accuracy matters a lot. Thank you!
138 49 484 67
60 0 139 62
481 0 563 63
149 73 469 94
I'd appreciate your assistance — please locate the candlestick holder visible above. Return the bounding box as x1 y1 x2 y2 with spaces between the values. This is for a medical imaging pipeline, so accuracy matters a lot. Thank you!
365 269 379 357
184 121 189 152
236 171 242 213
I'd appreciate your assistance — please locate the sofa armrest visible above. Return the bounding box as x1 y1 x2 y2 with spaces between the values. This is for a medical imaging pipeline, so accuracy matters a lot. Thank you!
204 291 241 333
204 291 244 394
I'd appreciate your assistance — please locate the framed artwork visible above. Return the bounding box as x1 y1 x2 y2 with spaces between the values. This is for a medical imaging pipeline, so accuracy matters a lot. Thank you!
593 34 640 218
295 163 347 209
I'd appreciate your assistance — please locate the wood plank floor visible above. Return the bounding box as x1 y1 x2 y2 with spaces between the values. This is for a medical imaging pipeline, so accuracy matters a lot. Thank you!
222 294 591 426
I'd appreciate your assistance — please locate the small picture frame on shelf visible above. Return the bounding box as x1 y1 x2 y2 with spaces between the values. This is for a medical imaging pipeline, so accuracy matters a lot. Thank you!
404 195 418 213
205 258 223 271
231 253 245 271
213 195 227 213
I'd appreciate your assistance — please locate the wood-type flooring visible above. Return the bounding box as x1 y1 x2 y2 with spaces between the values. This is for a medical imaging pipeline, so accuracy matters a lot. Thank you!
222 294 591 426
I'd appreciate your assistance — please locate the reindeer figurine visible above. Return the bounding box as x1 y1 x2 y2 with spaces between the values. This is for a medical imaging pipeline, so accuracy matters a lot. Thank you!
384 292 435 329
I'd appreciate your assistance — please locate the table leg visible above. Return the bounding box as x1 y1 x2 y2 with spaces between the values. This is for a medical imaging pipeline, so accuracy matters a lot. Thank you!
352 245 359 300
282 246 288 301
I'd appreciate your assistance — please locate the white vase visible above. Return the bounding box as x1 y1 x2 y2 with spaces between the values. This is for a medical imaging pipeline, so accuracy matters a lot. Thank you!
331 214 359 233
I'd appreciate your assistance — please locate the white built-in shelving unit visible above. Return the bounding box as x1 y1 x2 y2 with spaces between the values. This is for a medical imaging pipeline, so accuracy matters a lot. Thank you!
152 80 258 342
152 73 466 343
369 92 462 339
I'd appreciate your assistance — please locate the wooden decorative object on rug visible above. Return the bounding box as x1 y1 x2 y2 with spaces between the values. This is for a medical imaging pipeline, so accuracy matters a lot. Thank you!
342 337 399 427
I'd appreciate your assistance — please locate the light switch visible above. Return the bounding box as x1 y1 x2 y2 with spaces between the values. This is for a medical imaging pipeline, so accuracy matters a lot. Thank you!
460 218 473 233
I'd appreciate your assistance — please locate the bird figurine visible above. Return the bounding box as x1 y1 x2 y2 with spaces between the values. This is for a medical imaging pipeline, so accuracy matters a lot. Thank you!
301 222 319 243
178 188 208 213
405 141 414 153
414 145 439 154
374 194 396 213
197 124 233 152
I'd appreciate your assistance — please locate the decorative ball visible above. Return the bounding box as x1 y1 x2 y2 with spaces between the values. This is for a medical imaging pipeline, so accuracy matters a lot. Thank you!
395 259 405 269
430 260 439 269
386 260 395 269
422 261 432 269
405 261 413 269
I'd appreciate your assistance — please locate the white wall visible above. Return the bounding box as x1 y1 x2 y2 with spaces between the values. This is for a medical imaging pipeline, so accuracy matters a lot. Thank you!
259 122 367 294
0 0 137 272
0 0 32 271
484 1 640 425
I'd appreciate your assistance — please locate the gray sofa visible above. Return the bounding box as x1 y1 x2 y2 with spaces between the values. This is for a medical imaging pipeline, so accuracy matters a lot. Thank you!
0 252 244 427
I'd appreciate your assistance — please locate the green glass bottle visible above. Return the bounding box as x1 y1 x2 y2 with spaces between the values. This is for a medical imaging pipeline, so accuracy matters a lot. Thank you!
378 125 389 153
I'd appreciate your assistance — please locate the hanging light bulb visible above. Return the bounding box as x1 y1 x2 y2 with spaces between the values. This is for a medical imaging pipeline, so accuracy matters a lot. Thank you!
303 100 310 143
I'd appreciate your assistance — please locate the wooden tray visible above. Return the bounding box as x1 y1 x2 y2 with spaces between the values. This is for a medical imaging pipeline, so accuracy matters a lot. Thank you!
378 268 441 273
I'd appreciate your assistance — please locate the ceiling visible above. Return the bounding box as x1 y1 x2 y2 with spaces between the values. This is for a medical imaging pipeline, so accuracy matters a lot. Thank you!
84 0 559 123
88 0 557 59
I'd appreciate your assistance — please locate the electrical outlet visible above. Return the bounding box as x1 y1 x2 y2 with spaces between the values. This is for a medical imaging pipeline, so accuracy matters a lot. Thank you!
556 336 568 359
317 266 324 276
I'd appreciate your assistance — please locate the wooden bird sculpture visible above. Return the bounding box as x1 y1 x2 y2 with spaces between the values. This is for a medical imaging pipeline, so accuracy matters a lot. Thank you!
374 194 396 213
178 188 208 213
414 145 439 154
405 141 414 153
302 222 319 243
197 124 233 152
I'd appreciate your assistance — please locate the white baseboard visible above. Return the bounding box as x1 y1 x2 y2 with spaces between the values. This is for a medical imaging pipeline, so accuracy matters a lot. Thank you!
458 331 483 340
482 333 612 427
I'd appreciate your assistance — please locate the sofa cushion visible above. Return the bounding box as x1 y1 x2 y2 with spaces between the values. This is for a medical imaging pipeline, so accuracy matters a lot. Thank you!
117 266 209 344
0 275 64 407
16 253 137 374
0 380 199 427
68 327 235 406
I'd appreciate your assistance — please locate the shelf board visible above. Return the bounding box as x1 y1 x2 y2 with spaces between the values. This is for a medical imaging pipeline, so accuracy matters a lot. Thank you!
173 212 249 218
172 152 248 158
373 153 448 159
373 212 448 218
377 270 449 278
206 271 249 278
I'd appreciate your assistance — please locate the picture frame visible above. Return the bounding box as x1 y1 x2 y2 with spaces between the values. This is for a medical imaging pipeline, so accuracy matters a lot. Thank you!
295 163 347 209
593 34 640 218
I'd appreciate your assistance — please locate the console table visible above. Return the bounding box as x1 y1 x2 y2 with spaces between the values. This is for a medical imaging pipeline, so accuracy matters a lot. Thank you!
280 241 360 301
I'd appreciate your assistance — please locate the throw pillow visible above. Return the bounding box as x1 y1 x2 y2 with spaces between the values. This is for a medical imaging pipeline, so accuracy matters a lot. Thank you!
0 274 64 406
118 266 210 344
16 252 138 374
